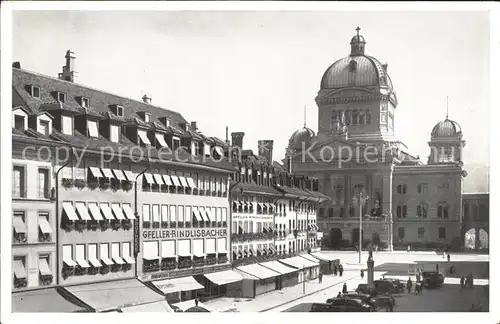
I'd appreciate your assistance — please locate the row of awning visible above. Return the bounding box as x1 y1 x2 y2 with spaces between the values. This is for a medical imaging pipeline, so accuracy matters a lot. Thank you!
233 201 275 210
143 173 197 188
88 167 135 181
62 201 136 221
12 252 339 312
237 223 275 234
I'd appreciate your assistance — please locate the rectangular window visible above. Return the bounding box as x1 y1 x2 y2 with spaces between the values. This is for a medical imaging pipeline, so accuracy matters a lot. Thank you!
88 244 100 267
39 120 50 136
110 125 119 143
12 165 26 198
62 244 76 266
170 205 177 222
13 256 27 284
14 115 25 131
81 97 89 108
145 113 151 123
57 92 66 103
152 205 160 223
38 211 52 240
161 205 169 222
88 120 98 138
185 206 192 223
117 106 124 117
178 206 185 223
142 204 151 222
62 115 73 136
111 242 124 264
100 243 111 263
38 168 49 198
29 86 40 98
39 254 52 279
166 118 171 127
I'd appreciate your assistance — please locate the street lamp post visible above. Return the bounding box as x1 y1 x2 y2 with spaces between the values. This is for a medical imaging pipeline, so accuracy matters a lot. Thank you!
353 190 369 264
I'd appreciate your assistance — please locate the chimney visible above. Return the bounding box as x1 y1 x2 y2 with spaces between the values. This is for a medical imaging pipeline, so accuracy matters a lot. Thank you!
142 94 152 104
58 50 77 82
190 121 197 132
287 155 292 174
231 132 245 149
12 62 21 69
382 63 388 72
225 126 230 145
258 140 274 162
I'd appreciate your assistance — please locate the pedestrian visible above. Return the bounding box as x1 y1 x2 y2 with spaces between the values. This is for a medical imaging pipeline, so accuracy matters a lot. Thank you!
407 245 411 254
339 264 344 277
416 271 421 283
337 291 342 298
319 273 323 284
342 282 347 294
406 277 412 294
447 253 450 262
436 264 439 272
360 269 364 279
195 298 199 307
470 273 474 289
460 276 465 290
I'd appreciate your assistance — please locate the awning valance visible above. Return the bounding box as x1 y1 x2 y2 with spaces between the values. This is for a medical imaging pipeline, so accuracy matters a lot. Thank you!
310 252 337 262
113 169 126 181
63 279 164 312
204 270 243 286
236 263 280 280
152 276 204 294
162 175 173 186
279 256 319 269
170 175 181 187
260 260 297 275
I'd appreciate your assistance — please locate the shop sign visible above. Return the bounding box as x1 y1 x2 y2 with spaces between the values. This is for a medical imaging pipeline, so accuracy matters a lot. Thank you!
232 214 273 221
142 228 228 240
143 264 231 282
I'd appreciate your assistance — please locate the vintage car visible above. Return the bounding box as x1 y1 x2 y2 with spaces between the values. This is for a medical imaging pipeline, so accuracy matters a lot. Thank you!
356 280 399 296
327 292 395 311
421 271 444 288
310 299 374 312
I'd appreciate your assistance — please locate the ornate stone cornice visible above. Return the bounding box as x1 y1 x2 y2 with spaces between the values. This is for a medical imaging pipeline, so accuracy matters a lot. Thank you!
316 94 389 105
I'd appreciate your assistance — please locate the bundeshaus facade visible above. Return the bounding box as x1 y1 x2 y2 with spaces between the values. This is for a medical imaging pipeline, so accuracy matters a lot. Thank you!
11 51 235 312
288 28 473 251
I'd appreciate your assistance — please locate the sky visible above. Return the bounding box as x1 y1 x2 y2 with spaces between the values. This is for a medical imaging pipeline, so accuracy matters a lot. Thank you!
12 10 490 166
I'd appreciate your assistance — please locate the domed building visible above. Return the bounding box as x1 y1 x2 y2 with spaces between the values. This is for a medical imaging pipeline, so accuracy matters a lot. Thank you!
287 28 472 251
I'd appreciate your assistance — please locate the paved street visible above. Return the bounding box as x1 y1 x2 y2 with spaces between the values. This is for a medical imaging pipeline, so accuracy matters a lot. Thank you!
204 251 489 312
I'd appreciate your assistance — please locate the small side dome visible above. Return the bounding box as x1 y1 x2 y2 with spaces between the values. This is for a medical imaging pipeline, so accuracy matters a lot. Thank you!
289 126 315 150
431 119 462 138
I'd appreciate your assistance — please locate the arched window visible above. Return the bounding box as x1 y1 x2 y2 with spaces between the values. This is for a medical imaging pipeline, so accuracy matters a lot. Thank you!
417 205 422 217
352 111 359 125
443 205 449 218
418 227 425 238
402 185 407 194
438 227 446 239
359 113 366 125
396 206 402 218
403 205 407 218
437 205 443 218
463 202 470 220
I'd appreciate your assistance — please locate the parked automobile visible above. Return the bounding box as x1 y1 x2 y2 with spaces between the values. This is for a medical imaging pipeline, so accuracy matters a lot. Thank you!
421 271 444 288
356 280 399 296
380 278 405 293
311 299 374 312
327 292 395 311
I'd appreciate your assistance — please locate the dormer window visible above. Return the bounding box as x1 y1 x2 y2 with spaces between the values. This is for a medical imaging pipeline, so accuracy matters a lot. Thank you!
186 124 190 131
166 118 171 127
28 85 40 99
87 120 98 138
110 124 120 143
145 113 151 123
14 115 26 131
81 97 89 108
61 115 73 135
57 92 66 103
117 106 124 117
349 60 357 72
39 120 50 136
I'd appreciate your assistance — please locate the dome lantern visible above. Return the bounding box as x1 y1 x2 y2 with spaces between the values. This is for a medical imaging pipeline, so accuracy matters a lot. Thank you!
350 26 366 56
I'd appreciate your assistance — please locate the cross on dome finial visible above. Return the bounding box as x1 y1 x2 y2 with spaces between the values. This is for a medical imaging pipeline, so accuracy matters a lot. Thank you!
446 96 449 119
304 105 307 127
356 26 361 36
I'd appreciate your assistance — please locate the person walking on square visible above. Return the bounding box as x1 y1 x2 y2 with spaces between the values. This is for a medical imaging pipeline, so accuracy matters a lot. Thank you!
342 282 347 294
470 273 474 289
447 253 450 262
460 276 465 290
407 245 411 254
407 277 413 294
337 292 342 298
360 269 364 279
319 273 323 284
339 264 344 277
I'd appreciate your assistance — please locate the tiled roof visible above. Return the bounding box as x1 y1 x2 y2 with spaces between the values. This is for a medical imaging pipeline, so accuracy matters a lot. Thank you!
13 68 187 127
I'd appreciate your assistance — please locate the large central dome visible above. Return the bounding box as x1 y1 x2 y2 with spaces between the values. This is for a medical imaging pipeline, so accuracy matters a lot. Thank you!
320 28 394 92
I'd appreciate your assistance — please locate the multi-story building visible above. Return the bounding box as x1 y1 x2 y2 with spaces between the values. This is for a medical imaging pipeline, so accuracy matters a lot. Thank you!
287 28 485 252
11 51 235 312
226 133 328 298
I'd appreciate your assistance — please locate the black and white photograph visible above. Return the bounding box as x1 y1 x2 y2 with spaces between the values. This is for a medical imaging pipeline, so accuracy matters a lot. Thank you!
0 2 497 321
